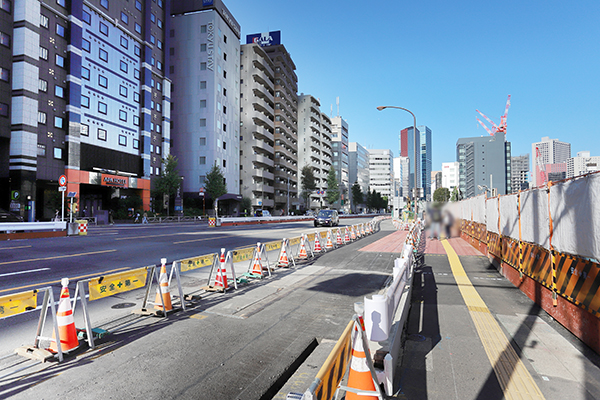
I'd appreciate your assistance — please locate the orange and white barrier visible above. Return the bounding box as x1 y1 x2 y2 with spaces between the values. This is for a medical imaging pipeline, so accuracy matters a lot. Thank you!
247 242 271 278
336 228 343 245
350 226 357 241
154 258 173 312
297 234 313 260
206 248 238 291
276 238 296 268
345 227 351 243
49 278 79 354
314 231 323 253
325 229 334 250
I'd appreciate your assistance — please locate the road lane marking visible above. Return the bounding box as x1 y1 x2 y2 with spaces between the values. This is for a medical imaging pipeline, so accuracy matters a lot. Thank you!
173 235 229 244
441 240 545 399
0 249 117 266
0 268 50 277
0 245 32 250
0 266 129 294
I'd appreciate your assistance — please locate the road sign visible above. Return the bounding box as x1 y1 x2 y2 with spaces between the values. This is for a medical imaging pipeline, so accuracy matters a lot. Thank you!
67 191 77 198
58 186 67 192
59 175 67 187
199 187 205 193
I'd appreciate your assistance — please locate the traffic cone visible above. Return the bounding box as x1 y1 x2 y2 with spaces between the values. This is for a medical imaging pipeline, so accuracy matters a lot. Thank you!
344 227 350 243
346 329 378 400
49 278 79 353
351 226 356 241
214 248 228 289
298 235 309 259
361 224 366 236
154 258 173 311
325 229 334 250
277 239 290 267
314 232 322 253
250 243 264 276
336 229 343 245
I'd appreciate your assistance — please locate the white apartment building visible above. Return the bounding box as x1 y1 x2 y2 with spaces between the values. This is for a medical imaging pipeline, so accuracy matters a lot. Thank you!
170 2 241 197
442 161 459 190
369 149 394 205
297 94 332 210
532 136 571 186
567 151 600 178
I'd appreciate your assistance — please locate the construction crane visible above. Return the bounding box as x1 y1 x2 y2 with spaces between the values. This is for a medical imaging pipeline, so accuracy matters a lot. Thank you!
476 95 511 136
535 146 547 187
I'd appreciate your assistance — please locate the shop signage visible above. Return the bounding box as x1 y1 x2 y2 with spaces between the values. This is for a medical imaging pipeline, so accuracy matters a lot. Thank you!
101 174 128 188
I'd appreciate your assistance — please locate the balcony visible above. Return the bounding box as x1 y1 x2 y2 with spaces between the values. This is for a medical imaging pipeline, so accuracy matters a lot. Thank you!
253 184 275 194
254 154 274 167
253 140 274 154
252 198 274 208
252 168 275 181
254 96 274 115
253 113 274 130
253 125 274 142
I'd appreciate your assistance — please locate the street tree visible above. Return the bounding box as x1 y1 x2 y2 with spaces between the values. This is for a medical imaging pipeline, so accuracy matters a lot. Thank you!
205 163 227 202
300 165 317 209
325 168 340 206
152 154 182 213
351 182 363 212
450 187 463 202
433 187 450 203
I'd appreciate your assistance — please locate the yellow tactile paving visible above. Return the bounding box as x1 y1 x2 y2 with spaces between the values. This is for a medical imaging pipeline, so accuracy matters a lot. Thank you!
441 240 545 400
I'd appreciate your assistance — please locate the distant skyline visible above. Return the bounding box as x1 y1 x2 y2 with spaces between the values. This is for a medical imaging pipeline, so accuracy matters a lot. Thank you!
225 0 599 175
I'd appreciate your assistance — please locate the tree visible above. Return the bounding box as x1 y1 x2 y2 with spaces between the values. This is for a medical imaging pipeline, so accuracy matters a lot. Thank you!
450 187 462 202
205 163 227 201
351 182 363 212
325 168 340 206
152 154 182 213
433 187 450 203
300 165 317 209
365 188 373 212
240 196 252 216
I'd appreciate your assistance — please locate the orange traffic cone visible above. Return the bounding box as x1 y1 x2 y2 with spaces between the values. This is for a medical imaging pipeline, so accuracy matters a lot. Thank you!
361 224 366 236
346 329 378 400
336 229 343 245
351 226 356 241
214 248 228 289
325 229 334 250
154 258 173 311
277 239 290 267
298 236 309 259
49 278 79 353
314 232 322 253
250 243 264 276
344 227 350 243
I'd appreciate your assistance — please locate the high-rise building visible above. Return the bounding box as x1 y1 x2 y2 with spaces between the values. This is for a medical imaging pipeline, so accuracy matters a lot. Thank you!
331 116 349 210
456 133 512 198
349 142 369 194
511 154 529 192
400 127 420 197
297 94 332 210
567 151 600 178
394 156 410 198
431 170 442 195
170 0 241 200
368 149 394 206
419 126 432 200
532 136 570 186
1 0 170 221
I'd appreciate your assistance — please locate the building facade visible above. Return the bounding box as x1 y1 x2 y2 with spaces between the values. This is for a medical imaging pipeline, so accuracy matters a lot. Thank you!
532 136 570 187
368 149 394 206
441 162 459 190
2 0 171 221
419 125 432 200
567 151 600 178
349 141 369 194
170 0 241 199
511 154 529 192
330 115 349 210
456 133 512 198
400 126 420 197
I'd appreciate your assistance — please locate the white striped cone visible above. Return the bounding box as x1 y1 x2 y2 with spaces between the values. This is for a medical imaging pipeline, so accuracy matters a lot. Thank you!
314 232 322 253
346 329 378 400
49 278 79 353
155 258 172 311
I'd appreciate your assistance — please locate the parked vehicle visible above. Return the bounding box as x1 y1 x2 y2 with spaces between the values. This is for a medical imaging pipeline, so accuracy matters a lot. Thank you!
0 208 24 222
314 209 339 227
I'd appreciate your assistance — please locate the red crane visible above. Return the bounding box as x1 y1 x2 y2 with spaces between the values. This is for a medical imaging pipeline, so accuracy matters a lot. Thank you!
476 95 511 136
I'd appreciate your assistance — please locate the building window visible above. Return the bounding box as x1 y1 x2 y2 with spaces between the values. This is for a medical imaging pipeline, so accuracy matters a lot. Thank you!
98 128 107 140
39 79 48 92
81 95 89 108
223 123 226 132
81 123 89 136
223 53 227 61
120 36 128 49
200 118 206 127
99 48 108 62
56 24 65 37
150 13 155 23
119 135 127 146
223 70 227 78
81 67 90 80
82 38 91 52
200 81 206 89
135 0 142 11
134 92 140 103
156 61 162 70
98 102 107 114
119 85 127 97
200 43 206 52
169 47 174 56
133 115 139 126
157 19 163 29
223 159 226 168
224 35 227 43
100 0 108 10
0 102 7 117
200 25 207 33
1 0 11 13
56 0 65 6
134 69 140 79
40 14 49 28
158 0 163 8
82 10 91 24
98 75 108 88
156 145 161 155
99 21 109 36
150 57 154 66
133 139 139 149
38 111 47 124
134 45 141 56
54 116 63 128
156 82 162 91
223 106 226 114
150 35 155 44
120 12 128 24
199 156 206 165
119 110 127 121
55 54 65 68
169 65 174 74
37 144 46 157
156 124 161 133
135 23 141 34
199 137 206 146
156 103 161 112
53 147 62 159
120 60 128 73
200 100 206 108
200 62 206 70
55 85 64 98
157 40 162 50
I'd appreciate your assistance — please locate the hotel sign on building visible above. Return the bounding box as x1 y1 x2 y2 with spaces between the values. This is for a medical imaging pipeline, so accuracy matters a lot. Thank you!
246 31 281 47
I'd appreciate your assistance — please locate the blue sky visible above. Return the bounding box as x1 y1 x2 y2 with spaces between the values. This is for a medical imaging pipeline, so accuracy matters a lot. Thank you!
225 0 600 173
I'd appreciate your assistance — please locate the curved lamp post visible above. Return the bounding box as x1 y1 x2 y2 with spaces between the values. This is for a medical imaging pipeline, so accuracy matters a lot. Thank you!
377 106 419 219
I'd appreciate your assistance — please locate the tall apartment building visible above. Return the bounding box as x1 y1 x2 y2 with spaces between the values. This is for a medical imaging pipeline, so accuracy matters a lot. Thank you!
456 133 511 198
349 142 369 193
419 125 432 200
170 0 241 200
532 136 570 187
368 149 394 204
400 127 420 197
567 151 600 178
511 154 529 192
297 94 332 210
1 0 170 220
331 116 349 210
240 31 298 214
442 161 459 190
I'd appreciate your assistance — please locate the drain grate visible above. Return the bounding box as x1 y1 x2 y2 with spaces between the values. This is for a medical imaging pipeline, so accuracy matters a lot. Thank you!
111 302 136 309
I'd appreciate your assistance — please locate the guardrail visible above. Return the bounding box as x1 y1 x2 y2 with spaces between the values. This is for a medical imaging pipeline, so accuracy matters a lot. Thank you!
0 221 66 232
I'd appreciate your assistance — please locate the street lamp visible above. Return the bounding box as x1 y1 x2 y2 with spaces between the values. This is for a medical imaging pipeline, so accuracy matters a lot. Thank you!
377 105 419 219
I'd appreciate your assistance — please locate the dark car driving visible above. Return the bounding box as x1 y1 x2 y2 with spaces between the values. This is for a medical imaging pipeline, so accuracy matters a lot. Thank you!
314 209 339 227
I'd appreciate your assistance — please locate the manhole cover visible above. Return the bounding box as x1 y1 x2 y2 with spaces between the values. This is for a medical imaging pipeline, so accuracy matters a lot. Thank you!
111 302 136 309
407 334 427 342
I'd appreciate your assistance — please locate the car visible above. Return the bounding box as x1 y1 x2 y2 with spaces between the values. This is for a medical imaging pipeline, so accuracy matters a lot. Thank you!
0 208 24 223
314 209 339 227
262 209 271 217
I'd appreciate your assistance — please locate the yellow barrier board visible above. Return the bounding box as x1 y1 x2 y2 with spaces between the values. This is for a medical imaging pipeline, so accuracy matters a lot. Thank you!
0 290 37 318
320 231 327 239
181 253 216 272
232 247 255 263
306 233 315 242
313 320 354 400
289 236 301 246
88 267 148 301
264 240 282 252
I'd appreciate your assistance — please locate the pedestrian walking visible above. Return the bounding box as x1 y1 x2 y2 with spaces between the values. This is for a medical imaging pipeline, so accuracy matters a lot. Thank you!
443 209 454 239
134 212 140 223
142 212 148 224
109 210 114 225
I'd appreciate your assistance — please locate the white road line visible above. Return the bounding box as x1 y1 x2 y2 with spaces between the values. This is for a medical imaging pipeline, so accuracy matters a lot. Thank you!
0 268 50 277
